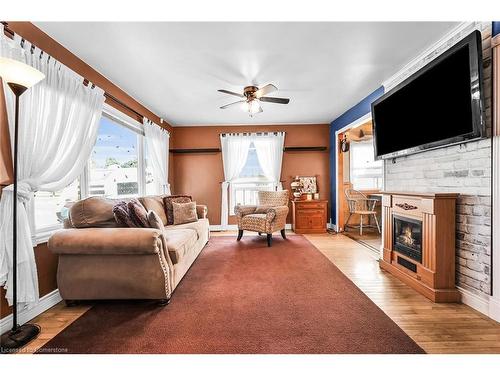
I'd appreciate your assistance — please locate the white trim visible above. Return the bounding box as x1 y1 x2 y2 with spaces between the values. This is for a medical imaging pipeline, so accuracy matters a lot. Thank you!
334 113 382 231
171 122 328 128
0 289 62 335
457 286 490 316
102 103 145 135
383 21 484 91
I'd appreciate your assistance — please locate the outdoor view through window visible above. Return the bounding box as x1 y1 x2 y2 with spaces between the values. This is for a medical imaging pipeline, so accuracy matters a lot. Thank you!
230 142 273 213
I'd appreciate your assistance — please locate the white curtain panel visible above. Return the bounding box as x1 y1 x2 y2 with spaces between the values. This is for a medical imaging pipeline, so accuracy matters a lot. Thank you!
143 118 170 195
253 132 285 190
0 27 105 308
220 134 252 228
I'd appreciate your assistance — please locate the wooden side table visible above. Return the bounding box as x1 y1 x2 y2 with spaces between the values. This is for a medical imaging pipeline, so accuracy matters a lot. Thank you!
291 199 328 234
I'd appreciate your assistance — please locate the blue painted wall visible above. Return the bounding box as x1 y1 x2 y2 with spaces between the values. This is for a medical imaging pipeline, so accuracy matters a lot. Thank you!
329 86 384 224
493 21 500 37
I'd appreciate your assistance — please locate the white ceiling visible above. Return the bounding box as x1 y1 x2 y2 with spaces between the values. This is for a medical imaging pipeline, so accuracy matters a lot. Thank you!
35 22 459 126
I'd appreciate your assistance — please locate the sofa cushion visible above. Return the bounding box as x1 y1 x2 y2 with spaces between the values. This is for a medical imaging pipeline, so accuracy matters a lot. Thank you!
140 196 168 225
163 229 198 264
164 218 209 240
69 197 126 228
163 195 192 225
128 198 150 228
172 201 198 225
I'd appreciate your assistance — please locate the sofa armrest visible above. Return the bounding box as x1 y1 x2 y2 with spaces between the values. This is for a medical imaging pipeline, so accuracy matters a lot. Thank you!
48 228 164 255
196 204 208 219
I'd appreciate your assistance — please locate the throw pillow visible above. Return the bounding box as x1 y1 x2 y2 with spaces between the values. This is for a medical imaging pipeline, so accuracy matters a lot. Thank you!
255 205 274 214
163 195 192 225
127 198 150 228
172 201 198 225
112 201 137 227
139 196 168 225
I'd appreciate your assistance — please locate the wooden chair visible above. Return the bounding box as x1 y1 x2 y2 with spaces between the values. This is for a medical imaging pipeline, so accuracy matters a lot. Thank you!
344 188 380 235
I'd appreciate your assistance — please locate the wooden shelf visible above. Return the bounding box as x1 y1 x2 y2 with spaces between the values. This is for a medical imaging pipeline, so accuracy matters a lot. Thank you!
284 146 327 152
170 148 221 154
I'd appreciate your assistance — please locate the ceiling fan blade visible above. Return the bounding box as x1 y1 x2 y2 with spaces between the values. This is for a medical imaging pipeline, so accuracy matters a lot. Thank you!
254 84 277 98
218 89 244 98
259 96 290 104
220 100 245 109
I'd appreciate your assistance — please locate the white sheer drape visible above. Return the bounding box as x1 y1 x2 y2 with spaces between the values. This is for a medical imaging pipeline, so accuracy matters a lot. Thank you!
0 26 105 308
254 132 285 190
220 134 252 228
143 118 170 195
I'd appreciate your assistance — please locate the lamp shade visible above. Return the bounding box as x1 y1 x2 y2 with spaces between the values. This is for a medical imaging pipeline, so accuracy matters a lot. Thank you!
0 57 45 88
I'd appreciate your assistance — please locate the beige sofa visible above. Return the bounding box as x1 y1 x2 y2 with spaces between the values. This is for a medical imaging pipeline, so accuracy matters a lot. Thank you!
48 195 209 305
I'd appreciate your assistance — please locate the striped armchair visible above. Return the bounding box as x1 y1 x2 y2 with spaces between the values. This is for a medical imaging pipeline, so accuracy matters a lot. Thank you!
234 190 289 247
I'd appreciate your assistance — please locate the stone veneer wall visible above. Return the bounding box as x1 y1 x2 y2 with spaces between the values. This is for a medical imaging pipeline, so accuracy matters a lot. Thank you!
384 23 493 298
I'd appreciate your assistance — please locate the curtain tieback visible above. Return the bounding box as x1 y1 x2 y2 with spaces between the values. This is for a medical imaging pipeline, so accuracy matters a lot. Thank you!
2 181 34 203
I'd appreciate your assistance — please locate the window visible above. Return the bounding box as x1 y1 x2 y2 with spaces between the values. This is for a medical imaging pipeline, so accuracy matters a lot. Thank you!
88 115 141 199
34 179 81 231
349 140 383 190
230 142 274 214
33 105 158 240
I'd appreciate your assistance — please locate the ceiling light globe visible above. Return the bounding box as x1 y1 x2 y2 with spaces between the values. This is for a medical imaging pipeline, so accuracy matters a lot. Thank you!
0 57 45 89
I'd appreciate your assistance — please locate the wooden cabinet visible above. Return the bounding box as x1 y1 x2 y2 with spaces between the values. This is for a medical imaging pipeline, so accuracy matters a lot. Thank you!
292 200 328 234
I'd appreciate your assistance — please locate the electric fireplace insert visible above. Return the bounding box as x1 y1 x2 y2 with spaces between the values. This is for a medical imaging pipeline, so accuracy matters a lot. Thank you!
393 215 422 263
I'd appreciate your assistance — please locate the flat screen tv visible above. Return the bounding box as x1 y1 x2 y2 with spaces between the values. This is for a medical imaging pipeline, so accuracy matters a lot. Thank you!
371 30 485 160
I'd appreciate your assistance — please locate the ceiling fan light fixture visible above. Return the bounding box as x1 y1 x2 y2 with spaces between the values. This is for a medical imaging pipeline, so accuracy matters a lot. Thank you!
247 99 261 116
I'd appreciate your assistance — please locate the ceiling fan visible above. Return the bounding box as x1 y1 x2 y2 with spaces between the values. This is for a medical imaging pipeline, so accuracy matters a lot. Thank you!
218 84 290 117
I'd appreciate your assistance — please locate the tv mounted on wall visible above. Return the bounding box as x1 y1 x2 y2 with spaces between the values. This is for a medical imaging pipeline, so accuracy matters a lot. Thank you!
371 30 485 160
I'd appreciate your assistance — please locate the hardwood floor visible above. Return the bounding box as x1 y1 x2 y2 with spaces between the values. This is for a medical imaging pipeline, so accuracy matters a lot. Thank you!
17 232 500 354
306 233 500 354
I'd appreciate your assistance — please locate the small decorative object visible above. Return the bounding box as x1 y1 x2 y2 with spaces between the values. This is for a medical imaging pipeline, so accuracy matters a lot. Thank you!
306 193 313 201
299 176 317 194
340 134 350 153
314 193 320 200
290 176 303 200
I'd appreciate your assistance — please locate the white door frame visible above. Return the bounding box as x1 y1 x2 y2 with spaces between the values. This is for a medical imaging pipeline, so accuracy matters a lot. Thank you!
333 112 385 232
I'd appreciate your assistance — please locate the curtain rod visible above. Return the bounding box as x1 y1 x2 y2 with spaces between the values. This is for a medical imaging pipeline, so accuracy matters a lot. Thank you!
1 21 164 129
220 131 285 137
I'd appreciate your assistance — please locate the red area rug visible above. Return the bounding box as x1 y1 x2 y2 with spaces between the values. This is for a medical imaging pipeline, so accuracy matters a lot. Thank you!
38 235 424 354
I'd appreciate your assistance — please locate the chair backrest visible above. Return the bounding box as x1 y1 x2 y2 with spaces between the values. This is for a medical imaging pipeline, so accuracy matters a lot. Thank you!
344 188 368 213
344 188 367 201
258 190 289 206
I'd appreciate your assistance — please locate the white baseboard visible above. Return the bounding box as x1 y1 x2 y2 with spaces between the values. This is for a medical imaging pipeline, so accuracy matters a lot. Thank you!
327 223 337 231
210 224 293 232
0 289 62 335
457 287 490 316
489 297 500 322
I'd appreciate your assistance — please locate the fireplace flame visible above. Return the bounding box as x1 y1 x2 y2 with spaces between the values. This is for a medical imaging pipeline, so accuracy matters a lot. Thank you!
399 225 415 246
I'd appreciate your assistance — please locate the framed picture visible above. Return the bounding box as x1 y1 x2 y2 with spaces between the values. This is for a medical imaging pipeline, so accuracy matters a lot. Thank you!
299 176 317 194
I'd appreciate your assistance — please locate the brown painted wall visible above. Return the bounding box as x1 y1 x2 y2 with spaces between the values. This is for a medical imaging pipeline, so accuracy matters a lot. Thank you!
0 243 58 318
172 124 330 226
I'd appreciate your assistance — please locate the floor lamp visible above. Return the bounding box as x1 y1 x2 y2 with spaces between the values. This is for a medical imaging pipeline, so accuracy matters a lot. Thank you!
0 57 45 351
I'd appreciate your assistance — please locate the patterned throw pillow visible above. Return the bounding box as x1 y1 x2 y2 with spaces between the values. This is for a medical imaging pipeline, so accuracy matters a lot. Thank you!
172 201 198 225
127 198 150 228
163 195 192 225
112 201 137 227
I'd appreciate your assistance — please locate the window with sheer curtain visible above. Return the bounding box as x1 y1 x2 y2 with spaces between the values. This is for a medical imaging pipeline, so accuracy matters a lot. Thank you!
230 142 274 214
33 106 163 237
